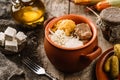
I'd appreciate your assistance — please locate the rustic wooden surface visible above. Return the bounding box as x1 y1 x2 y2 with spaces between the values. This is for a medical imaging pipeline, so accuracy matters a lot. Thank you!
0 0 113 80
37 0 113 80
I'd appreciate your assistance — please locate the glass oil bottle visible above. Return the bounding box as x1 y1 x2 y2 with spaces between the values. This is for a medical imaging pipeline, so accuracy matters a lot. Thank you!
11 0 45 28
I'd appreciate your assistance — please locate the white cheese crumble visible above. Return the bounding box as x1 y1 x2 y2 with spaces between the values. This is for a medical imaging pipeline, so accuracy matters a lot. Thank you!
49 30 83 48
65 37 83 48
49 30 71 45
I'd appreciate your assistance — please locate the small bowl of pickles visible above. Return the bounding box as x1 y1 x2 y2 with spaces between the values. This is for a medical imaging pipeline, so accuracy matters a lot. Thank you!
96 44 120 80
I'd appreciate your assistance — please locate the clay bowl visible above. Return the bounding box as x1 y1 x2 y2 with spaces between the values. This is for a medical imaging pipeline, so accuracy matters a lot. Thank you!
96 48 120 80
44 14 102 73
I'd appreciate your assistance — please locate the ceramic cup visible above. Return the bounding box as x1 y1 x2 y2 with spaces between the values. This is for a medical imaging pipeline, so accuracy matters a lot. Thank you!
44 14 102 73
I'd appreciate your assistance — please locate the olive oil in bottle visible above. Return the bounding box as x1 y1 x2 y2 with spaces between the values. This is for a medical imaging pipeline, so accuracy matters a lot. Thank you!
11 0 45 27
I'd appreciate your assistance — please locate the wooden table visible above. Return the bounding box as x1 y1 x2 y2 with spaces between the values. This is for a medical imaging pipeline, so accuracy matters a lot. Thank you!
37 0 113 80
0 0 113 80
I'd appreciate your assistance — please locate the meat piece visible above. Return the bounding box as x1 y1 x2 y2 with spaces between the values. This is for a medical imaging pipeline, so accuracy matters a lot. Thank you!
74 23 92 40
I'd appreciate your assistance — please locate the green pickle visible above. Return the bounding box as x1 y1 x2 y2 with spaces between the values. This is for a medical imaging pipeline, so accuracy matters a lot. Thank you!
111 56 119 79
114 44 120 60
104 44 120 79
104 56 112 72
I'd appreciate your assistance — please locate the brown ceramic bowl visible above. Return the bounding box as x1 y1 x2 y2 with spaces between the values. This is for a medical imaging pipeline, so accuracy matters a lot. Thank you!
44 14 102 73
96 48 120 80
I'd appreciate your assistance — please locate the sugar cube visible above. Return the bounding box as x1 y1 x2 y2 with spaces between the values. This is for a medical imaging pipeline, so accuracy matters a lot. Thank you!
5 39 18 52
4 27 17 41
15 31 27 45
0 32 5 46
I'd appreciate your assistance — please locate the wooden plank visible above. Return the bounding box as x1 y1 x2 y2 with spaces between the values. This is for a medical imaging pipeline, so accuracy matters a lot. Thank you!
42 0 69 18
69 2 113 52
37 0 69 80
64 2 113 80
37 0 113 80
0 0 113 80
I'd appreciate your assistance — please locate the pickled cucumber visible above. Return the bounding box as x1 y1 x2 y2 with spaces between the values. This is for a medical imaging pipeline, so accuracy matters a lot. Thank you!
111 56 119 79
104 56 112 72
114 44 120 60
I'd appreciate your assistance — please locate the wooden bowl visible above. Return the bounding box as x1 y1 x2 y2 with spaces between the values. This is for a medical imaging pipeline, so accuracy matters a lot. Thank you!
96 48 115 80
44 14 102 73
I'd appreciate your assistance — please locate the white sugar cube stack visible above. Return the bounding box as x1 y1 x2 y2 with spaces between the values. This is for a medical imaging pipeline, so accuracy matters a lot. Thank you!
5 40 18 52
0 27 27 52
0 32 5 46
4 27 17 41
16 31 27 45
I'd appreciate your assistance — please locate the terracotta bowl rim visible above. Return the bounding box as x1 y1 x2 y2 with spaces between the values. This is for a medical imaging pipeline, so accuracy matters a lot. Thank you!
96 47 114 80
45 14 97 50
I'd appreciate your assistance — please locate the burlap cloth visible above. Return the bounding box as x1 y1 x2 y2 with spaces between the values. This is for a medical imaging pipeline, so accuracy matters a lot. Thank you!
0 0 46 80
0 52 25 80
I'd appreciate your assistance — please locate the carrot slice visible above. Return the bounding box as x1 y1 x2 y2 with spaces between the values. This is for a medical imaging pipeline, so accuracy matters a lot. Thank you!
96 1 111 11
